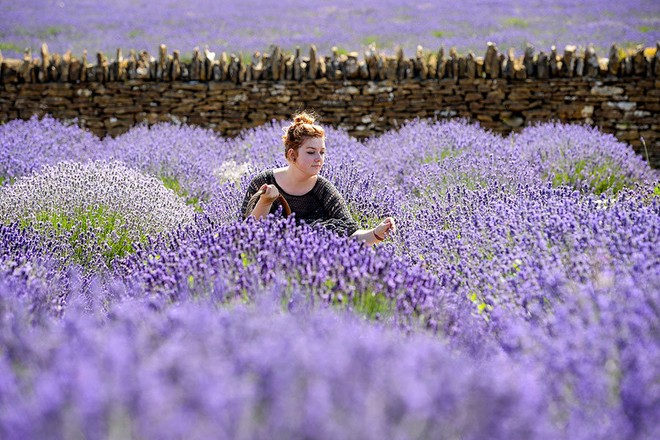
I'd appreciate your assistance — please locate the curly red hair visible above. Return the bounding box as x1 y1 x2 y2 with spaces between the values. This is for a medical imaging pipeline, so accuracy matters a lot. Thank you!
282 111 325 160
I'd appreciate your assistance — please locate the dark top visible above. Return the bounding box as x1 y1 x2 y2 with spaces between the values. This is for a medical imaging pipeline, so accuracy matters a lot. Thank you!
241 169 360 236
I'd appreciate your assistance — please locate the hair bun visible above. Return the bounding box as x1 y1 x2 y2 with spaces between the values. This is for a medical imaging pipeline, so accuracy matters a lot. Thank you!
293 112 315 126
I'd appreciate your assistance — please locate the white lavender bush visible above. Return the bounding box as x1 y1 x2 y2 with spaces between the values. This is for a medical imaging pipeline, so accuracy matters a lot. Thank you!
0 161 195 269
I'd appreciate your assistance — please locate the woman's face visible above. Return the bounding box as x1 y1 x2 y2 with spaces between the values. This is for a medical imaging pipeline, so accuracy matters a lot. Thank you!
291 137 325 175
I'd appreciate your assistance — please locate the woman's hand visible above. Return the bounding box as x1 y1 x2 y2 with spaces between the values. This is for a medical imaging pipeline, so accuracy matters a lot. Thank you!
259 184 280 204
373 217 396 241
349 217 396 245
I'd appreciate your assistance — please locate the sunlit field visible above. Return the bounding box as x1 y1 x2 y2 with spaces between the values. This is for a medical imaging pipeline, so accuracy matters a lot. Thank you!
1 0 660 438
1 0 658 59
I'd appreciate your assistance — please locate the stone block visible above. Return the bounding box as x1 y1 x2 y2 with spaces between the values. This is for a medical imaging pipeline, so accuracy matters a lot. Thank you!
503 101 531 112
616 130 640 141
335 86 360 95
464 92 482 102
485 90 505 103
606 101 637 111
102 105 142 115
508 89 532 100
591 85 625 96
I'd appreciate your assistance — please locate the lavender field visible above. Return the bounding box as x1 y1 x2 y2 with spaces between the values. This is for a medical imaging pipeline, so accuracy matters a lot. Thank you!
1 0 658 59
0 115 659 439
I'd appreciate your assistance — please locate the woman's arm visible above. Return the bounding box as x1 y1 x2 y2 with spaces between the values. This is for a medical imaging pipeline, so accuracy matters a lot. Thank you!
317 178 396 245
248 184 280 219
351 217 396 246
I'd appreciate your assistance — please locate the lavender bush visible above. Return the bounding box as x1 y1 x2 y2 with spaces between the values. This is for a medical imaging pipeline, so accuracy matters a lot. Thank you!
0 222 70 317
0 116 101 185
512 123 658 194
115 215 452 331
1 0 657 59
0 116 658 439
0 160 195 269
101 122 239 207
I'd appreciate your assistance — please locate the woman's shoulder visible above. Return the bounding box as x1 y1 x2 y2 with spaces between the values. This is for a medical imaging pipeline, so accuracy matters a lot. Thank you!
248 168 275 185
312 175 347 206
315 174 340 194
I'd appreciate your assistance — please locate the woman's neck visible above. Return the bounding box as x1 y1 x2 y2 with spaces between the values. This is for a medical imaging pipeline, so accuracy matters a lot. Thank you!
274 165 317 195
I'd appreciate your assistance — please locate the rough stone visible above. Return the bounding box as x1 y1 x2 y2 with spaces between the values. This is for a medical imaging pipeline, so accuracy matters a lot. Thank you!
591 85 625 96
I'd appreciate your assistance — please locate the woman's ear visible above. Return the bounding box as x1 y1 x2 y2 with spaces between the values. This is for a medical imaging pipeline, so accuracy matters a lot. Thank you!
287 148 297 162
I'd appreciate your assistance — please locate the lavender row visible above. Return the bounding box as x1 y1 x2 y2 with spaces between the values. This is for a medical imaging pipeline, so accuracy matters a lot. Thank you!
0 261 657 439
0 279 556 440
2 40 659 85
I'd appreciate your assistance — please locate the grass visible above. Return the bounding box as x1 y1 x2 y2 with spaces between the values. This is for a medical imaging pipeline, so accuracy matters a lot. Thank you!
38 26 65 39
22 205 142 269
128 29 144 39
351 288 395 319
422 147 463 164
503 17 530 28
160 175 203 212
0 42 23 53
550 159 629 195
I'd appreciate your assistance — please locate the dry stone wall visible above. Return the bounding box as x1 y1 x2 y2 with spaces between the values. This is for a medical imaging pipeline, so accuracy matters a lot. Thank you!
1 43 659 167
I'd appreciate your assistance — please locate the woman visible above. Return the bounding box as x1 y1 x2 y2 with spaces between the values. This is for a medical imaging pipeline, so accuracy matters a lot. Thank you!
241 112 395 246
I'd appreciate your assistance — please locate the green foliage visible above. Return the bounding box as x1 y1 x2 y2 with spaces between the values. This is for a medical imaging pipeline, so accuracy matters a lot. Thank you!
160 175 203 212
240 252 253 268
550 159 628 195
128 29 144 39
469 292 492 318
422 147 463 164
501 258 523 281
503 17 529 28
0 175 14 186
39 26 65 38
279 277 394 321
638 25 651 33
351 289 395 320
0 42 23 53
432 31 446 38
361 36 379 46
23 205 142 269
350 208 381 229
653 184 660 197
